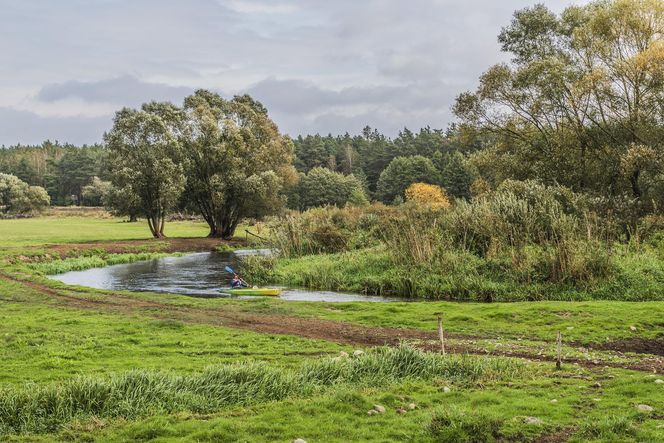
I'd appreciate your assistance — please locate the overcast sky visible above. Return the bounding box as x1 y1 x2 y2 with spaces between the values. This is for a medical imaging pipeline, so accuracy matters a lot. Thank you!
0 0 585 146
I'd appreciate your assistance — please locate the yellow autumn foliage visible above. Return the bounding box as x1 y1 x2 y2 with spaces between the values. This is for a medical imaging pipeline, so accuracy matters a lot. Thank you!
405 183 451 210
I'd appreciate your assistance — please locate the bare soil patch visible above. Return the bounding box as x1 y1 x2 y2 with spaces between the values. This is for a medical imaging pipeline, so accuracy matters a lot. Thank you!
597 338 664 357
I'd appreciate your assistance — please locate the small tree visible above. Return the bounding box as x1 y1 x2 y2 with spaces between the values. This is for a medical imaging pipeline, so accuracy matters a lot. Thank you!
293 167 365 209
0 173 50 215
81 176 112 206
376 156 439 203
405 183 451 210
105 104 185 237
346 187 370 208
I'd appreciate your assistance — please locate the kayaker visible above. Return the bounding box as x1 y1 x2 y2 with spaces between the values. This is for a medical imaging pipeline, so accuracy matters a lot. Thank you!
231 274 248 289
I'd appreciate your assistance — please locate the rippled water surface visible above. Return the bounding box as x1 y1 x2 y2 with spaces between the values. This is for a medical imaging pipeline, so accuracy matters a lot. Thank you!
49 251 404 302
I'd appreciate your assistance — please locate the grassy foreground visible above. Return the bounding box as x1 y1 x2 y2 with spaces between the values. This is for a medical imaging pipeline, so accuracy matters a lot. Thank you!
1 215 664 441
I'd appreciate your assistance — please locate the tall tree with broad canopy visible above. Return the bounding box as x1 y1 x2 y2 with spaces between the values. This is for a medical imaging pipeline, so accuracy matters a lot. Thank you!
182 90 297 239
455 0 664 207
105 103 185 238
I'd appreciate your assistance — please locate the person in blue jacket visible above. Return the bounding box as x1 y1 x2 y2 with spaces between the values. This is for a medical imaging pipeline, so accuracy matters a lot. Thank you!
231 273 248 289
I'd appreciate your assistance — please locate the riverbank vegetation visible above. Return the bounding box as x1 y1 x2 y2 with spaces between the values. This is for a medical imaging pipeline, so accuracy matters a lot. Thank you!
242 177 664 300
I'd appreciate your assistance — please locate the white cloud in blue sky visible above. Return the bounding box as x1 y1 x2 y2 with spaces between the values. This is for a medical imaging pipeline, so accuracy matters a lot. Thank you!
0 0 586 145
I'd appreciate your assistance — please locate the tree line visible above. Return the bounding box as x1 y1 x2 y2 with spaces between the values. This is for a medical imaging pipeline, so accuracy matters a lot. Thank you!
0 0 660 237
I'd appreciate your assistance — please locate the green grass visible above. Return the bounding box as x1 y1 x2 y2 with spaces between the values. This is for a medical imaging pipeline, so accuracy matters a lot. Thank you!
3 215 664 442
0 216 210 247
0 346 523 435
242 246 664 302
0 279 345 385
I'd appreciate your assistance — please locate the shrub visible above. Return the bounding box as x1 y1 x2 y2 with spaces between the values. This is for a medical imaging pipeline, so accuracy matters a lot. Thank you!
405 183 451 210
0 173 50 216
376 156 440 203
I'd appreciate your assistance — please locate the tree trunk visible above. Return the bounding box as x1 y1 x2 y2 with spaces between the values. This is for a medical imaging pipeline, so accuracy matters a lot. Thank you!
147 214 166 238
129 214 138 222
208 214 238 240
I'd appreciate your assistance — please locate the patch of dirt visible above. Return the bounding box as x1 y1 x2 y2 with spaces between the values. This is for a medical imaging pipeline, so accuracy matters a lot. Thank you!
33 237 245 258
596 338 664 357
3 272 664 374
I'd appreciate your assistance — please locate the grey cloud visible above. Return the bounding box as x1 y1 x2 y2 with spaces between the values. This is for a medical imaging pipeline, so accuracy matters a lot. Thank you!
0 108 110 146
36 76 194 107
1 0 589 144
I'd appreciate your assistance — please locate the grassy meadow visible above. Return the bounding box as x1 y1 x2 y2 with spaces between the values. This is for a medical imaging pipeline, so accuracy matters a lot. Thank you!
1 214 664 442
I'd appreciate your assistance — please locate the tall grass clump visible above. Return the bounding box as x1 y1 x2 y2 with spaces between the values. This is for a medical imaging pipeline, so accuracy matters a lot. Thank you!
0 346 522 435
29 252 180 275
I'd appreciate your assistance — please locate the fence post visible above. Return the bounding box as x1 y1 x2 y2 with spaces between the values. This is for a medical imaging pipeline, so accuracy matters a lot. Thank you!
438 316 445 356
556 331 562 370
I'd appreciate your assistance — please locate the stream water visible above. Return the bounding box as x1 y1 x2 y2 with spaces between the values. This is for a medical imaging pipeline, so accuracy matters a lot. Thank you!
49 251 404 302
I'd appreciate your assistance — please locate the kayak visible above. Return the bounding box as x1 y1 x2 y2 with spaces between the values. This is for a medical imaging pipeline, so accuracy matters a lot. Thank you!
222 288 282 297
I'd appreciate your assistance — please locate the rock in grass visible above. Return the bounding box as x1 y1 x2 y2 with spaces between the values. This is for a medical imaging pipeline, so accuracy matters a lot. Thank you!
630 326 637 331
293 439 307 443
353 349 365 357
396 408 407 414
637 404 654 412
655 379 664 384
373 404 386 413
550 399 558 404
408 403 416 410
339 351 349 358
525 417 543 425
367 410 377 416
443 386 451 393
593 382 602 388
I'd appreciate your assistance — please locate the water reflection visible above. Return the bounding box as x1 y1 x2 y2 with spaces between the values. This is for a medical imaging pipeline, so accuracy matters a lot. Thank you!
49 251 403 302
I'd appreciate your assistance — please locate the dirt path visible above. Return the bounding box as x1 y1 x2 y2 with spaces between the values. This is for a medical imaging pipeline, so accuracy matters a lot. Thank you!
3 272 663 373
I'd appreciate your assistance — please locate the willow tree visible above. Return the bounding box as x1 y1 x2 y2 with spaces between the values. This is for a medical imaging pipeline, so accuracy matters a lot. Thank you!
455 0 664 201
182 90 296 239
105 103 185 238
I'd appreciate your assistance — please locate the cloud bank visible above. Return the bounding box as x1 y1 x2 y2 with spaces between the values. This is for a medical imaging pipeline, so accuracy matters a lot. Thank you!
0 0 586 145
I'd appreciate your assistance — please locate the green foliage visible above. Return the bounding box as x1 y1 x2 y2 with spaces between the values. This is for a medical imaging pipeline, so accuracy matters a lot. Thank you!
376 156 440 203
105 103 186 238
346 186 370 208
181 90 297 239
290 167 365 210
80 176 112 207
455 0 664 208
0 173 50 216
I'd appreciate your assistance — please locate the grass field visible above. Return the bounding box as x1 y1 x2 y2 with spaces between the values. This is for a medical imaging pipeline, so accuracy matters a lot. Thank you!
1 215 664 441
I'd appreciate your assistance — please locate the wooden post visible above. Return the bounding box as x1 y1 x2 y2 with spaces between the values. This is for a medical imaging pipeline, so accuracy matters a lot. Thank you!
438 316 445 356
556 331 562 370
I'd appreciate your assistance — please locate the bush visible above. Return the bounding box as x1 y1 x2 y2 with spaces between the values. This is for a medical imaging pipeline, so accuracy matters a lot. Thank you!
290 167 365 210
405 183 451 210
0 173 50 216
376 156 440 203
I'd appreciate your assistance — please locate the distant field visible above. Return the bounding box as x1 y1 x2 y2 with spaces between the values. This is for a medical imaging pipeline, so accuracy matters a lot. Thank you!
0 216 210 247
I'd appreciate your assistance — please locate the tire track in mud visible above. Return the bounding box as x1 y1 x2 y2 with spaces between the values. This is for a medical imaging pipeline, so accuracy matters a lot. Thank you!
2 272 663 374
